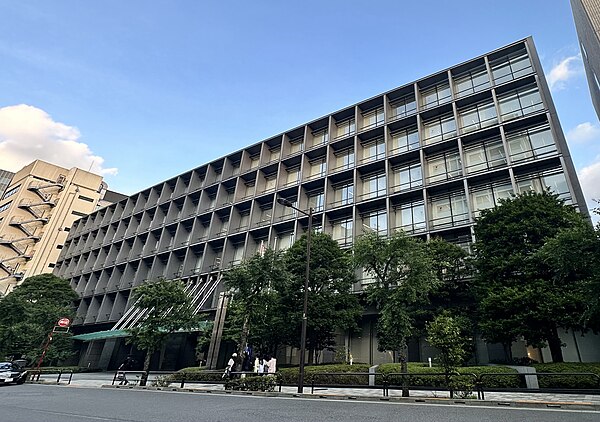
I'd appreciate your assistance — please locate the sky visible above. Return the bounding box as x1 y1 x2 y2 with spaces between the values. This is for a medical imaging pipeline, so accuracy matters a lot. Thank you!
1 1 599 212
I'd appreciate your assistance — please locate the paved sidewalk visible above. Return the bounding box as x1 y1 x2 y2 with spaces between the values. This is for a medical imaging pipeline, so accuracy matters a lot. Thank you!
31 373 600 407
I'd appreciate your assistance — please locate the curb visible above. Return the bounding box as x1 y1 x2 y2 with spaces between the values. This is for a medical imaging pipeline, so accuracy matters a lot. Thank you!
100 384 600 411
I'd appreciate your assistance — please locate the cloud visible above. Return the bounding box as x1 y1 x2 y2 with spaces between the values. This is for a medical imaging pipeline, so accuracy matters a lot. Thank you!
546 55 583 91
566 122 600 144
0 104 117 176
578 157 600 208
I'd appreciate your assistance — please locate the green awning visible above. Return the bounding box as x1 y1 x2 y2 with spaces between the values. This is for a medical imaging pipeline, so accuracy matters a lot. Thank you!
72 330 130 342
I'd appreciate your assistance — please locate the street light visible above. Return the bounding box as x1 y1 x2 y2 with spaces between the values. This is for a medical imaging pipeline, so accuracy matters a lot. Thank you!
276 197 312 394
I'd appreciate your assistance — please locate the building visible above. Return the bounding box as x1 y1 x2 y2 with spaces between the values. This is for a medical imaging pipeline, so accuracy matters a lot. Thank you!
55 37 595 370
0 160 112 295
0 169 15 197
571 0 600 120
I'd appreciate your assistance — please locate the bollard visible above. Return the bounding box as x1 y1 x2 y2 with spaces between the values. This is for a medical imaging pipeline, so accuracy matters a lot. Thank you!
180 374 186 389
56 370 62 384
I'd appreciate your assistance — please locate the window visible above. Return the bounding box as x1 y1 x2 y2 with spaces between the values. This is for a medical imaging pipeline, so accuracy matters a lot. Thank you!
257 207 272 226
390 95 416 120
72 210 87 217
64 227 71 232
394 201 426 233
285 167 300 186
333 182 354 206
308 192 324 212
57 244 64 249
491 50 533 85
426 151 462 184
48 263 56 268
242 182 255 198
516 170 571 202
361 173 387 199
470 181 514 217
237 212 250 231
459 101 497 133
392 162 422 192
360 138 385 163
463 139 506 174
336 118 356 139
506 125 556 163
308 158 326 179
249 154 260 169
360 107 384 130
333 148 354 171
422 114 456 145
0 201 12 213
429 191 469 228
453 67 490 98
289 137 304 154
498 86 544 121
78 195 95 202
217 217 230 236
268 148 280 163
390 127 419 154
332 218 353 246
264 174 277 191
275 232 295 250
2 185 19 200
421 82 451 110
312 128 329 147
231 245 245 265
362 209 388 236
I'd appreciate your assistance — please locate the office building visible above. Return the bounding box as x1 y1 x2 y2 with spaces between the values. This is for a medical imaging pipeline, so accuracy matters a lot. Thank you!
55 37 594 370
0 160 112 295
571 0 600 120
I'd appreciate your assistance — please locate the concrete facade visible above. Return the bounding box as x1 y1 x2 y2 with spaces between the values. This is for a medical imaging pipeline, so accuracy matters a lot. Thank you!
55 38 593 369
572 0 600 120
0 160 108 295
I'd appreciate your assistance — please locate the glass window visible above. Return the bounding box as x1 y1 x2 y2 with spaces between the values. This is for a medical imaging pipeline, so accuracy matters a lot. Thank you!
516 171 571 202
423 114 456 144
286 167 300 185
429 191 469 228
426 151 462 183
360 138 385 163
336 118 356 138
498 86 543 121
454 67 490 98
362 173 386 199
506 126 556 163
459 101 497 133
249 155 260 169
269 148 280 162
421 82 452 110
390 127 419 154
0 201 12 213
464 139 506 174
470 181 513 216
491 50 533 84
362 209 388 236
394 202 426 233
308 158 326 179
393 163 422 192
361 107 384 130
390 95 417 119
264 175 277 191
332 218 353 246
289 138 304 154
312 128 329 146
308 192 324 212
334 148 355 171
333 183 354 206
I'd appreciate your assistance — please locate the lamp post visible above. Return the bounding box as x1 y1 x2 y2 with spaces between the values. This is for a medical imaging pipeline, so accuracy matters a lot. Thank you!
276 197 312 394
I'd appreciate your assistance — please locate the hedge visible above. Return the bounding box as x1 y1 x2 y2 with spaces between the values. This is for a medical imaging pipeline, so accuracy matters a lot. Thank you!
224 375 277 392
532 363 600 389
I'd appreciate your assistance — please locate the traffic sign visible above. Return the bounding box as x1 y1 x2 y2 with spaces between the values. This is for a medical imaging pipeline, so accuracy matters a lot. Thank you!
57 318 71 328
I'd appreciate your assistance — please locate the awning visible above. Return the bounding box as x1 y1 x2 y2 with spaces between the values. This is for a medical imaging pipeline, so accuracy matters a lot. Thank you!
71 330 130 342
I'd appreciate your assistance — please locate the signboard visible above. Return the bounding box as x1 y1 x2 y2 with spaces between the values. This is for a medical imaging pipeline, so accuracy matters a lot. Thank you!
57 318 71 328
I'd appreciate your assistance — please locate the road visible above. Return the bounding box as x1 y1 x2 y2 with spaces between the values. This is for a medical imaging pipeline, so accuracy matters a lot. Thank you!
1 384 598 422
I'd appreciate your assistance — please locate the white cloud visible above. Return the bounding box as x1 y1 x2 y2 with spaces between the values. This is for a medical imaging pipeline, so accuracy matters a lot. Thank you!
0 104 117 176
546 55 582 91
578 157 600 208
566 122 600 144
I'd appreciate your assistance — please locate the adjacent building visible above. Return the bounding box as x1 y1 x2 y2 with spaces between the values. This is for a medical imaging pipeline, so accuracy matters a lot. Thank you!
55 37 595 370
0 160 116 295
0 169 14 198
571 0 600 120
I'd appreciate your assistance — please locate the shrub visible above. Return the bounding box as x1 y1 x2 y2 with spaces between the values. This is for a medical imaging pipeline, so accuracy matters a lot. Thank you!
277 364 371 385
160 367 225 385
533 363 600 389
225 375 276 392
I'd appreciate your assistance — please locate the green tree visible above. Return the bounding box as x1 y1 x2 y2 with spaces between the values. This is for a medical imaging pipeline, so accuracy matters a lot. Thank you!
426 312 469 377
223 249 288 358
473 191 589 362
126 278 198 385
354 231 437 395
282 232 362 364
0 274 77 365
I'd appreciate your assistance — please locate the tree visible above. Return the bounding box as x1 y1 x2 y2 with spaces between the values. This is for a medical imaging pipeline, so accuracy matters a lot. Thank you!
223 249 288 359
126 278 198 385
473 191 589 362
0 274 77 365
426 312 469 377
282 232 362 364
354 231 437 396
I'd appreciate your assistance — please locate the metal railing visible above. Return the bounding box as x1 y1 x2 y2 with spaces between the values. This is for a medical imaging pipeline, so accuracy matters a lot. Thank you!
27 369 74 385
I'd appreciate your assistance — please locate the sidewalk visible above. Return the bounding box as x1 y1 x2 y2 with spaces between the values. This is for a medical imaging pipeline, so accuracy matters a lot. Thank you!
30 373 600 410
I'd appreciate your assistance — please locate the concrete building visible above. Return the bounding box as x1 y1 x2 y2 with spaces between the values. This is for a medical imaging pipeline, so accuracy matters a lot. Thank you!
0 170 15 198
571 0 600 120
55 37 596 370
0 160 111 295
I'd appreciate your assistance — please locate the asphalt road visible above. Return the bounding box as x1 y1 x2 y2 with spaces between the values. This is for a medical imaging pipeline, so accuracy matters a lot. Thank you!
1 384 598 422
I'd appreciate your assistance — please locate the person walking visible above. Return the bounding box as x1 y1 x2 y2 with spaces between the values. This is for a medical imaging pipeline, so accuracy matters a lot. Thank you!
223 353 237 379
117 356 134 385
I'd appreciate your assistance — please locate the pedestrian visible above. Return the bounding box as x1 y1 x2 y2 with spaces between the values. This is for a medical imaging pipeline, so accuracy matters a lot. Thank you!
267 355 277 375
117 356 133 385
223 353 237 379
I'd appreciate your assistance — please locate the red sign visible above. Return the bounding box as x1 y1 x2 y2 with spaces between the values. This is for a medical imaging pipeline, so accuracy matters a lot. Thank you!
57 318 71 328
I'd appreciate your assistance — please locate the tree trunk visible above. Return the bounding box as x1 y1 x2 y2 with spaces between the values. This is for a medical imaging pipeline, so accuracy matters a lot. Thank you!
548 327 564 363
400 342 409 397
238 315 250 359
502 342 513 363
139 349 153 386
308 348 314 366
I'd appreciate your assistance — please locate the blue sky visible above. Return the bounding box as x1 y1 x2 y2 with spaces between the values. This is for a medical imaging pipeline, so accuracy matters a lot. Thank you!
1 1 599 210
